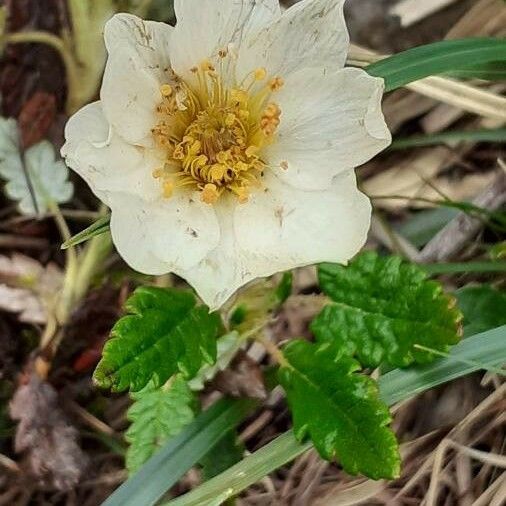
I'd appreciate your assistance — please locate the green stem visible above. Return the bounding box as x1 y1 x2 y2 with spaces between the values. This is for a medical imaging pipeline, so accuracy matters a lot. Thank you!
73 232 113 303
50 203 79 324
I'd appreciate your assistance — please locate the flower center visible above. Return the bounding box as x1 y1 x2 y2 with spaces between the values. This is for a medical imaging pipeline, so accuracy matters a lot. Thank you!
152 56 283 204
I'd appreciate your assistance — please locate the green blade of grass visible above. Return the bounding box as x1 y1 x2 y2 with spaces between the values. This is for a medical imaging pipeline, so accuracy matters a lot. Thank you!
391 128 506 150
165 325 506 506
423 261 506 275
366 38 506 91
447 60 506 81
62 215 111 249
102 398 256 506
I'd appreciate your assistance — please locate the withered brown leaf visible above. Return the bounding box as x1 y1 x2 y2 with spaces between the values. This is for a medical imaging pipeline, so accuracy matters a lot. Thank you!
0 253 62 324
9 374 89 491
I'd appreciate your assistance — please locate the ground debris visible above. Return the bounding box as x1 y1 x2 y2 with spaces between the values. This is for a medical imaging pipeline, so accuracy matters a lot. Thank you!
213 350 267 400
0 253 62 324
9 373 89 491
420 168 506 262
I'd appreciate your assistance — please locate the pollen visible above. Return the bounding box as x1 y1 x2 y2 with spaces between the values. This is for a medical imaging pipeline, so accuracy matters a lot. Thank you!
152 56 284 205
152 56 283 205
269 77 284 92
160 84 173 97
254 67 267 81
202 183 220 204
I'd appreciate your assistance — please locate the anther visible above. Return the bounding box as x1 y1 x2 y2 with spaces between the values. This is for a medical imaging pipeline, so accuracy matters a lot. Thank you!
161 84 174 97
254 67 267 81
269 77 284 91
201 183 219 204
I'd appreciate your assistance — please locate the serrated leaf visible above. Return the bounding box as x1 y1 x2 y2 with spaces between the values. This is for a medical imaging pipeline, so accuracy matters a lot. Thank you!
279 340 400 480
312 252 462 368
126 376 196 474
93 287 222 392
455 285 506 337
0 118 73 215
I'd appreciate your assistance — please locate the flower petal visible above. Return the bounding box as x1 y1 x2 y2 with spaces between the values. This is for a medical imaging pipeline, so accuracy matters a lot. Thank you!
61 101 160 204
237 0 348 79
171 0 280 77
108 191 220 274
176 197 246 310
265 67 391 190
101 14 172 146
234 170 371 275
179 170 371 310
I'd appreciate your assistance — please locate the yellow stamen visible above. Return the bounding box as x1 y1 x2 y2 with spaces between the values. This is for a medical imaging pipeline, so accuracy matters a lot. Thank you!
152 168 164 178
200 59 215 72
152 65 284 204
161 84 173 97
254 67 267 81
269 77 284 91
201 183 219 204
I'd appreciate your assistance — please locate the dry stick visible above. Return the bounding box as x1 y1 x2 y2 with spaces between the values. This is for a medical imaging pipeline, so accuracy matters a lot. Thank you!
395 384 506 498
471 473 506 506
419 168 506 262
447 440 506 468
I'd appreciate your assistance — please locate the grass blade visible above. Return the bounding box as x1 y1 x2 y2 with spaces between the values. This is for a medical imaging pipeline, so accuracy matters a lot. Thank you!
391 128 506 150
423 261 506 275
165 326 506 506
366 38 506 91
62 215 111 249
102 398 256 506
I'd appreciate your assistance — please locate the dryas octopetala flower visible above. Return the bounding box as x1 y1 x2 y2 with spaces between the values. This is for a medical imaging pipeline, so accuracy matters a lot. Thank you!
61 0 391 310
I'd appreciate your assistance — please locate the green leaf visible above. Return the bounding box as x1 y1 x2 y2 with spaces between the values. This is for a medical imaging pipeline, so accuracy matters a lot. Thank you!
278 340 400 480
94 286 222 392
103 397 256 506
125 376 197 474
0 118 73 215
166 325 506 506
366 38 506 91
455 285 506 337
199 430 244 481
312 252 462 368
61 215 111 249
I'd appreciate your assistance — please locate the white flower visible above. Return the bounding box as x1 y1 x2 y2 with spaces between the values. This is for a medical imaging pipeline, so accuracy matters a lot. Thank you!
61 0 391 310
